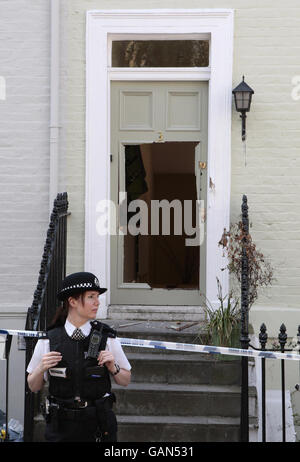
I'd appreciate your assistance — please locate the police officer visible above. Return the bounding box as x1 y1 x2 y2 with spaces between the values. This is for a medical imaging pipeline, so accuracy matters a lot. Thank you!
26 272 131 442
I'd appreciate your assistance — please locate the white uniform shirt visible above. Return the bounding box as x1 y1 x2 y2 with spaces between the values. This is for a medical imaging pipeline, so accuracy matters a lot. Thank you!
26 319 131 382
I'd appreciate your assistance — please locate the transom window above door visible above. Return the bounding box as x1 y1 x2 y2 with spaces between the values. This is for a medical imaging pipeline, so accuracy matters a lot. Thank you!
111 40 209 67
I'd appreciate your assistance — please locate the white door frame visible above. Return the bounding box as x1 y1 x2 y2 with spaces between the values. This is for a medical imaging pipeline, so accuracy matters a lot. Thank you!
85 9 234 317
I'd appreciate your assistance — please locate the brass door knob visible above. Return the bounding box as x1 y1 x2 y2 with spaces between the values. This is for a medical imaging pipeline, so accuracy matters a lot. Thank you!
199 161 207 170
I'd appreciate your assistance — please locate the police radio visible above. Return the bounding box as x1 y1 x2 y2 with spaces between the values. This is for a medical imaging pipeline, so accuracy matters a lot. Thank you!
87 324 103 359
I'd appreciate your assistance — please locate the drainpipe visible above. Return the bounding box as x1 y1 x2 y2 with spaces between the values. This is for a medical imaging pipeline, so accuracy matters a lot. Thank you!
49 0 60 213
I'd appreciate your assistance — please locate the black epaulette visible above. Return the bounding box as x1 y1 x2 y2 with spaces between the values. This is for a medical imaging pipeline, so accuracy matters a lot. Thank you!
90 320 117 338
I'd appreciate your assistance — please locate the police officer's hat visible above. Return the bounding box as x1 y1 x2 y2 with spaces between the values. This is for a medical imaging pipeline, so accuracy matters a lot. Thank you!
57 272 107 301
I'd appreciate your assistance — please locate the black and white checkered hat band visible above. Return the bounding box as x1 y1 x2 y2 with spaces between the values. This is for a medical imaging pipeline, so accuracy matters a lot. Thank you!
60 282 94 294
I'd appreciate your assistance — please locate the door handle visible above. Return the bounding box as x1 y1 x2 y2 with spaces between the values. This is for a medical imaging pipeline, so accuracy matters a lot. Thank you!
155 131 165 143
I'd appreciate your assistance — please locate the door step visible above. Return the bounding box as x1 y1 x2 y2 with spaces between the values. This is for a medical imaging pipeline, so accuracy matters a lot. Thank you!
116 415 258 443
107 305 205 322
112 382 257 418
125 352 241 385
105 318 209 351
116 415 241 442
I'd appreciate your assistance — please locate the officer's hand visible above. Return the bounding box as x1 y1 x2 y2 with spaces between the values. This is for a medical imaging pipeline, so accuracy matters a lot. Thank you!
38 351 62 373
97 350 115 371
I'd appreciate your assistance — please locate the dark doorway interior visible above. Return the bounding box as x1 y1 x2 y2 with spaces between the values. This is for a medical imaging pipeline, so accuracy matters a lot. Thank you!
123 142 200 289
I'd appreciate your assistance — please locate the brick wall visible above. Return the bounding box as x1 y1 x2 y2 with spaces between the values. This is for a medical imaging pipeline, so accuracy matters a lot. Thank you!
0 0 50 317
229 2 300 314
0 0 50 423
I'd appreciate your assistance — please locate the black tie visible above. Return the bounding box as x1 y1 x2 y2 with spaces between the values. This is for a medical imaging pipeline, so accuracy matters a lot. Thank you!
71 328 86 341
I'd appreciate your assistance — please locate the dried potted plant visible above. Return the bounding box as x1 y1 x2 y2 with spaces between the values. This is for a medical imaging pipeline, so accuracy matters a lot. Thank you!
218 221 274 310
202 219 274 350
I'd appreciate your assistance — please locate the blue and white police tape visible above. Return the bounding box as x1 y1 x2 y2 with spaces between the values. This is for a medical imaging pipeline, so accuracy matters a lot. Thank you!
0 329 47 339
1 328 300 361
118 337 300 362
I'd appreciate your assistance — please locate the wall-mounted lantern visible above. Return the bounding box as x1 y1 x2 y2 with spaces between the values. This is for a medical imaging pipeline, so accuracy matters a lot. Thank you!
232 76 254 141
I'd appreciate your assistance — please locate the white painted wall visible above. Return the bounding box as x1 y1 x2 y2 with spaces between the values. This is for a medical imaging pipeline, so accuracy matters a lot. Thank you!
0 0 50 317
0 0 50 425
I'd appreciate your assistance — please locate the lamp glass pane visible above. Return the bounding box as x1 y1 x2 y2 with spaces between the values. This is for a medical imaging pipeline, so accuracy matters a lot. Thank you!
234 91 251 111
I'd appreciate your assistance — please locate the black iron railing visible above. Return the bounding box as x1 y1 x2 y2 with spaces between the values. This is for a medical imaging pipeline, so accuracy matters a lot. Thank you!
240 195 250 442
23 192 69 442
250 323 300 442
239 195 298 442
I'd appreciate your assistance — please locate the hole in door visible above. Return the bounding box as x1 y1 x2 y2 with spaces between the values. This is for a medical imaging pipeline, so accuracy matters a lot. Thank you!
121 142 200 289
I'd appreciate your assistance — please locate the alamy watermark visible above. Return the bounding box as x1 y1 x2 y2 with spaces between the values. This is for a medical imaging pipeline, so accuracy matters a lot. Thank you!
0 77 6 101
291 75 300 101
96 193 205 247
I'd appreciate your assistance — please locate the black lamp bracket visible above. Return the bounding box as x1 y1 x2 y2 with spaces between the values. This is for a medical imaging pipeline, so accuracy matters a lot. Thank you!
240 111 247 142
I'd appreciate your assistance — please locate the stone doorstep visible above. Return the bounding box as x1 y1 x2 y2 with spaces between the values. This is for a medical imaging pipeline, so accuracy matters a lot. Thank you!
107 319 209 354
107 305 206 322
125 352 242 386
105 318 251 359
126 351 243 367
117 415 241 442
125 352 241 362
114 382 243 393
116 415 258 426
108 305 205 312
116 415 258 443
112 382 257 419
106 318 255 360
112 382 258 401
105 318 208 342
117 415 241 425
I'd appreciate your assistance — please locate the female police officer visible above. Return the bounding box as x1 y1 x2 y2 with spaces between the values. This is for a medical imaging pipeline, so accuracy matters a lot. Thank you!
26 272 131 442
